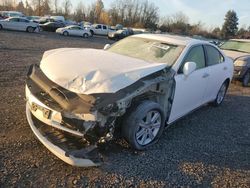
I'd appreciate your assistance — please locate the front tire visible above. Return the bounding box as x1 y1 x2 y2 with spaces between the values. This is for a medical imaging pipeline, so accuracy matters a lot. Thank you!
242 71 250 87
83 33 89 38
63 31 69 36
90 30 94 36
0 24 3 30
27 26 34 33
122 101 165 150
212 81 228 106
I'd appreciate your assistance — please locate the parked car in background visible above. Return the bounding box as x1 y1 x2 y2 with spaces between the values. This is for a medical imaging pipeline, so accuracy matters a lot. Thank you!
56 25 91 38
25 34 233 167
38 17 55 24
39 21 65 32
220 39 250 86
90 24 111 36
108 29 134 40
0 11 25 19
26 16 41 23
64 20 77 26
50 16 65 22
0 17 39 32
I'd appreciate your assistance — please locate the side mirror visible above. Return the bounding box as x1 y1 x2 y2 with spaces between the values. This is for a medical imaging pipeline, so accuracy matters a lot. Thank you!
183 62 196 76
104 44 111 50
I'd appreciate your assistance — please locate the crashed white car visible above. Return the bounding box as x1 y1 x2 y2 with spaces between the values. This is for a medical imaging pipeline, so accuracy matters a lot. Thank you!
25 34 233 167
56 25 91 38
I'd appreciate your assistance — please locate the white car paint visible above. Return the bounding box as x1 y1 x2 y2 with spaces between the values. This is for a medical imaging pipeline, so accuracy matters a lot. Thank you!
90 24 111 35
56 25 91 37
26 34 233 166
40 48 167 94
0 17 38 32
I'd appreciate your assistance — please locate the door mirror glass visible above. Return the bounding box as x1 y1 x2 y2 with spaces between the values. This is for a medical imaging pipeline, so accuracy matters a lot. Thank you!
104 44 111 50
183 62 197 76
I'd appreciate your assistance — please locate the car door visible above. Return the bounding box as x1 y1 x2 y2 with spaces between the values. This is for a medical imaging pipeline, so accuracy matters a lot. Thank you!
18 18 29 31
95 25 102 35
5 18 19 30
67 27 75 35
74 27 83 36
203 45 228 102
168 45 210 123
102 25 108 35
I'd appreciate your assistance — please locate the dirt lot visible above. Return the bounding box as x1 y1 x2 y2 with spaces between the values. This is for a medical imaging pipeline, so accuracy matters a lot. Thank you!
0 30 249 187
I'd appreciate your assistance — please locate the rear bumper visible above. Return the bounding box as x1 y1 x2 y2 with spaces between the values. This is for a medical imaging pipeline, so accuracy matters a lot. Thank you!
26 102 100 167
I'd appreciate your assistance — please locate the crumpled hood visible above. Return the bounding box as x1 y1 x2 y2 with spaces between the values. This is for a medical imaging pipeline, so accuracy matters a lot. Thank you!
40 48 167 94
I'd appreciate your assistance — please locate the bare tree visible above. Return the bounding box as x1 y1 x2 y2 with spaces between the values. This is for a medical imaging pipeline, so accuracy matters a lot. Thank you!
53 0 58 13
63 0 71 18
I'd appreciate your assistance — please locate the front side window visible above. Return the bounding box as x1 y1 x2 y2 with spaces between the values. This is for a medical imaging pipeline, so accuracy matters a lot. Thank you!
103 25 107 30
183 45 206 70
107 37 184 66
205 45 224 66
9 18 19 22
96 25 101 29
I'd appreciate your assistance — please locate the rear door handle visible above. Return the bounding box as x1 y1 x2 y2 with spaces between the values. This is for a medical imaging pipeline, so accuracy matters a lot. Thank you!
202 73 209 78
223 67 228 70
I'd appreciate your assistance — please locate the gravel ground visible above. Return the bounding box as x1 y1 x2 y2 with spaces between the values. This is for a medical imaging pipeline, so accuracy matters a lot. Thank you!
0 30 249 187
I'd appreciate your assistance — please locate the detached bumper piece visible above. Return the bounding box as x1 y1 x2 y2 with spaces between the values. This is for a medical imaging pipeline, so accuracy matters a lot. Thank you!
26 103 102 167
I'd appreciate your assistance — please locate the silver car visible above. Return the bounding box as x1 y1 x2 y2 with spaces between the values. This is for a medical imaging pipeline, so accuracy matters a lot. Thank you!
0 17 39 32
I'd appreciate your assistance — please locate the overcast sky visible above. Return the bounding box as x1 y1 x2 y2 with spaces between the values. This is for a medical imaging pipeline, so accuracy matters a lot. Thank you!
71 0 250 28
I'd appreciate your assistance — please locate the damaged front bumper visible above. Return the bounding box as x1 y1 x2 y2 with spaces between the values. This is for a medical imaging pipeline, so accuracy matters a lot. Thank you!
25 65 116 167
26 103 100 167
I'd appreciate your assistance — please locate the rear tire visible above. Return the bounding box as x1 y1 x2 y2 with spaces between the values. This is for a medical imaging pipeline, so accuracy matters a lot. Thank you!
242 71 250 87
212 81 228 106
83 33 89 38
122 101 165 150
0 24 3 30
63 31 69 36
27 26 34 33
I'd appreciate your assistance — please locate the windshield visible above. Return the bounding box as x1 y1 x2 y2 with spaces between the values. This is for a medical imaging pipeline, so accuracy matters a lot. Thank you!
107 37 184 66
220 40 250 54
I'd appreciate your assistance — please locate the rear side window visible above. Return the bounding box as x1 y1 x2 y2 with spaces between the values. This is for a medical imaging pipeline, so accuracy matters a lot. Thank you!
19 19 29 23
205 45 224 66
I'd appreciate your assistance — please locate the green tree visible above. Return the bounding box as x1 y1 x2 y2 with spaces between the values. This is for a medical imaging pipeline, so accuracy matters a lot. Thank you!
221 10 239 39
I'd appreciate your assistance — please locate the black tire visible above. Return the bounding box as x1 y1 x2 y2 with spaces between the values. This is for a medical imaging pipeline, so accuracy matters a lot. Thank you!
122 101 165 150
212 81 229 106
83 33 89 38
242 71 250 87
90 30 94 36
27 26 34 33
63 31 69 36
0 24 2 30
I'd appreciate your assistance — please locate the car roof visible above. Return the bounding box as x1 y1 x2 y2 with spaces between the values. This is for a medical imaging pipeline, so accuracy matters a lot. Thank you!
133 34 208 46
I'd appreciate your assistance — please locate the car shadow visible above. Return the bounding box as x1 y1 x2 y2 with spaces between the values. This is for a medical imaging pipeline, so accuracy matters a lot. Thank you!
98 94 250 185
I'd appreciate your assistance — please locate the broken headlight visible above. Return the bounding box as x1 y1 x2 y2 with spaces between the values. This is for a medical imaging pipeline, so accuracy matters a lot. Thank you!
99 103 119 115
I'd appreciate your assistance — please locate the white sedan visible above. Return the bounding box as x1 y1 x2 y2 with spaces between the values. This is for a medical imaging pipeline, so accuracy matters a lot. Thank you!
25 34 233 167
0 17 39 32
56 25 91 38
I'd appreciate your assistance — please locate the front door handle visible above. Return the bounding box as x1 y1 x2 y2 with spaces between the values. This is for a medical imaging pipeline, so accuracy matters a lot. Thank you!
202 73 209 78
223 67 228 70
